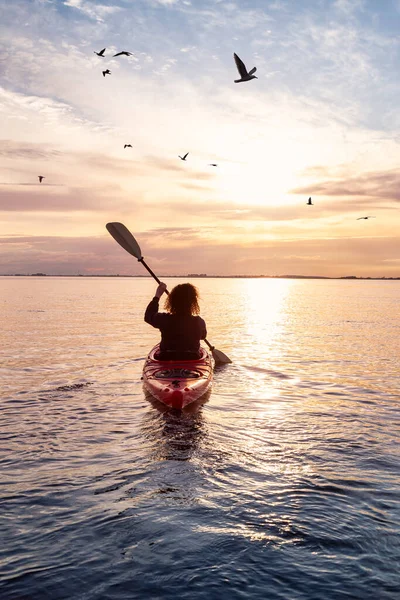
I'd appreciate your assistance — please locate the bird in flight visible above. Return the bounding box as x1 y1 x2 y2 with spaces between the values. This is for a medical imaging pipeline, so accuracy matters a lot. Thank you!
233 53 257 83
124 144 132 148
209 163 218 167
179 152 189 161
357 216 375 220
102 70 111 77
307 197 313 205
114 51 133 57
94 48 106 57
38 176 45 183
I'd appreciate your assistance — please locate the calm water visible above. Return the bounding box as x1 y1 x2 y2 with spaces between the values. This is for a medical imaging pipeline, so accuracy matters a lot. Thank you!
1 276 399 600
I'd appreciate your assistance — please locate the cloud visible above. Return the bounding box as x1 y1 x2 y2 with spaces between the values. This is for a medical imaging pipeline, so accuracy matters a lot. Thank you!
0 184 121 212
0 140 62 160
150 0 179 6
333 0 365 17
141 225 217 243
144 156 192 173
149 195 391 223
0 87 117 145
180 2 274 33
0 87 74 123
1 233 399 277
291 169 400 203
63 0 122 22
0 183 64 186
1 0 400 277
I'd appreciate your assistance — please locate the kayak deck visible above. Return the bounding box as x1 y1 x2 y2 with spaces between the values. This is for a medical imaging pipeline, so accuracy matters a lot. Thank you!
142 344 213 409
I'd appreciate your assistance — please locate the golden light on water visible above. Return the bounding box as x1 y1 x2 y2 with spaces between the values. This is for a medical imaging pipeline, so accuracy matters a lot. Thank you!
243 278 294 343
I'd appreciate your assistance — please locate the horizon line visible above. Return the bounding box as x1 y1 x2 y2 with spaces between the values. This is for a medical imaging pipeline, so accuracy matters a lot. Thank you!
1 274 399 280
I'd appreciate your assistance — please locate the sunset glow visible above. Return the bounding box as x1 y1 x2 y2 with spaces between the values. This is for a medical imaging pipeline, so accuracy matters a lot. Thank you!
1 0 400 277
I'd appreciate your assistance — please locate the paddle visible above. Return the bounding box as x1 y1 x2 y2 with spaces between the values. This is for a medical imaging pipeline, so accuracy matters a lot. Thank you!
106 222 232 365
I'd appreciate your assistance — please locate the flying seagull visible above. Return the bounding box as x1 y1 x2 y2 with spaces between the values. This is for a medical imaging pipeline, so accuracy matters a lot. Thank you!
113 51 133 57
94 48 106 57
102 70 111 77
209 163 218 167
233 53 257 83
307 197 313 205
179 152 189 161
124 144 132 148
38 176 45 183
357 216 375 220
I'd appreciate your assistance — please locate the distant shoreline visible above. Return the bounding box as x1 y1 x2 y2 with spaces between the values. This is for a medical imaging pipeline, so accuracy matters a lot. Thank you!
1 274 399 280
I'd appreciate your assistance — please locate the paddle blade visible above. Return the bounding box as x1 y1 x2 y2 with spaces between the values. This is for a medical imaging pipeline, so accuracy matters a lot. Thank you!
106 222 142 260
204 338 231 364
212 347 232 365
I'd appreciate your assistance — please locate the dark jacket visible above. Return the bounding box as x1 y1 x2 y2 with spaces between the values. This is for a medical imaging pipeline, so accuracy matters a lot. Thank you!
144 297 207 355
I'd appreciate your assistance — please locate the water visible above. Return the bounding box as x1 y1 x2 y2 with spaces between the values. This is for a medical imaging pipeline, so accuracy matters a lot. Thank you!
1 276 399 599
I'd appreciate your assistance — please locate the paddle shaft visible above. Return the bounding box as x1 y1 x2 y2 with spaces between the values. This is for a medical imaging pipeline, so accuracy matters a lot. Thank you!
139 258 166 290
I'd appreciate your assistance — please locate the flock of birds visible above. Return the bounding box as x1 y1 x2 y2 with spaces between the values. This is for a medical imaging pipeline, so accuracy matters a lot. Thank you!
35 49 376 220
93 47 133 77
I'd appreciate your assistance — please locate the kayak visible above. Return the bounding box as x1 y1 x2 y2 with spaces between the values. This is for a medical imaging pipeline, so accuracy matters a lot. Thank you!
142 344 213 409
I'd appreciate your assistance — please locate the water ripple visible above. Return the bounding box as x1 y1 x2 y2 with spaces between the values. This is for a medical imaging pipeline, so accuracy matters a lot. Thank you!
1 278 400 599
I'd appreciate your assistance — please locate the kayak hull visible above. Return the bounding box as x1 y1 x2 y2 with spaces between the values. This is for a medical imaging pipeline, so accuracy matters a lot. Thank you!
142 344 213 409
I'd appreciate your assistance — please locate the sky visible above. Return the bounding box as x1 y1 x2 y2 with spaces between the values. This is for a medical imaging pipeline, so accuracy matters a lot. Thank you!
1 0 400 277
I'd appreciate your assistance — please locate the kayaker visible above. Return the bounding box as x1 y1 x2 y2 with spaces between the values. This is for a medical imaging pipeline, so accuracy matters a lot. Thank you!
144 282 207 360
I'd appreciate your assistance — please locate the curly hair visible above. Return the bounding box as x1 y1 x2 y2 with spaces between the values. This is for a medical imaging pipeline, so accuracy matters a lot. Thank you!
164 283 200 316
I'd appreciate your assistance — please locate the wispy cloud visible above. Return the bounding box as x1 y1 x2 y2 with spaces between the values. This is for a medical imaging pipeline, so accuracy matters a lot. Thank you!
1 0 400 275
292 169 400 203
0 183 64 186
333 0 365 17
0 140 62 160
63 0 122 22
151 0 179 6
1 233 399 277
0 184 121 212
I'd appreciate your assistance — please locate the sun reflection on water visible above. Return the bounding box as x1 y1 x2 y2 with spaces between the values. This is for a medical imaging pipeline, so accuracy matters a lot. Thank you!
243 278 295 344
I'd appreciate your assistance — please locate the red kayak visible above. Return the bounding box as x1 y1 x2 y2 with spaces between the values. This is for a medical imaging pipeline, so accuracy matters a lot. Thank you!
142 344 213 409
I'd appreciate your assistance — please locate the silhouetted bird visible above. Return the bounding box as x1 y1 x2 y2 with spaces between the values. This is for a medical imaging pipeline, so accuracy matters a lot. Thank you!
233 53 257 83
124 144 132 148
307 197 313 205
179 153 189 161
114 51 132 57
102 70 111 77
38 176 45 183
357 216 375 220
209 163 218 167
94 48 106 57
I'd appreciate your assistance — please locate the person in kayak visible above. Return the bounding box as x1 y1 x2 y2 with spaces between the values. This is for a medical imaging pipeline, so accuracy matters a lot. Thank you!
144 282 207 360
